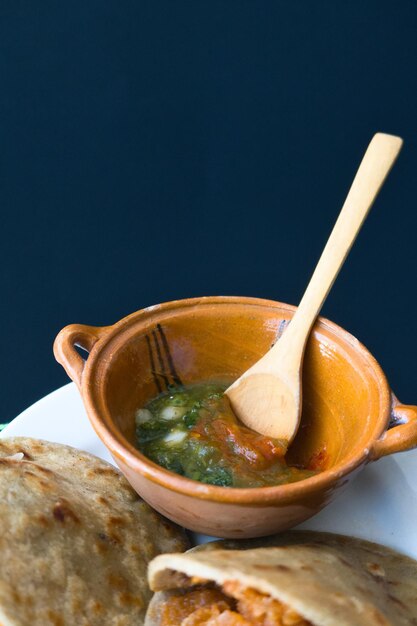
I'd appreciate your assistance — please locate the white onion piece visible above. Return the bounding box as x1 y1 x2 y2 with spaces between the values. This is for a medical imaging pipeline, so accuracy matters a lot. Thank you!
135 409 153 425
163 430 187 445
160 406 187 421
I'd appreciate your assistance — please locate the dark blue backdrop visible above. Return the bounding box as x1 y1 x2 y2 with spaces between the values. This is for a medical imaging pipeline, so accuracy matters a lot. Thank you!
1 1 416 422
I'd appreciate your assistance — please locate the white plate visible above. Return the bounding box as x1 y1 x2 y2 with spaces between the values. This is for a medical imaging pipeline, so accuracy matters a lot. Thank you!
2 383 417 558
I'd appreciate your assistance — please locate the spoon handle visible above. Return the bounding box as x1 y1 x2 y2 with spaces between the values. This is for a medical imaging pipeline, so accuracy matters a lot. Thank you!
279 132 403 356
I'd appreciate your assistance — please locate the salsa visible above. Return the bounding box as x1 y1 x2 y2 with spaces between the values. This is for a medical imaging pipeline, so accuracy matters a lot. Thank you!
135 383 317 488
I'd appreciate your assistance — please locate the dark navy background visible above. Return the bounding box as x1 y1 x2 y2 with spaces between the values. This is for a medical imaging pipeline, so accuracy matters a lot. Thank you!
0 1 416 422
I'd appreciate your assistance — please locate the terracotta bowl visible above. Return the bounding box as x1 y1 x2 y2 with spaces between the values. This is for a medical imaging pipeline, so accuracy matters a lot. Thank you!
54 296 417 538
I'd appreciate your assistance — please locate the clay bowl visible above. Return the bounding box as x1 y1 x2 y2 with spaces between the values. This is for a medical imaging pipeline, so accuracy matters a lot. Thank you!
54 296 417 538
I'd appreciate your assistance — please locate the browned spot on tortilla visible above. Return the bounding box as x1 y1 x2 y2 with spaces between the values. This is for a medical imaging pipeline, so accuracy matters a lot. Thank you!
93 541 107 555
107 530 122 545
27 475 50 492
53 500 80 523
70 597 82 613
91 600 104 615
37 514 50 528
371 608 390 625
97 531 121 546
366 562 386 578
156 515 181 533
22 470 52 492
89 466 117 477
19 442 43 457
46 610 64 626
118 591 144 608
275 564 291 572
108 574 127 591
129 543 141 553
332 591 349 604
95 495 109 506
33 465 54 476
11 589 21 604
108 515 126 527
253 564 291 572
300 564 313 571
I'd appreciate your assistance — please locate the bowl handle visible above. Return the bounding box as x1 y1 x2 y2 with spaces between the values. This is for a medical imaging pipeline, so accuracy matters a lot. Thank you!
53 324 112 389
371 396 417 460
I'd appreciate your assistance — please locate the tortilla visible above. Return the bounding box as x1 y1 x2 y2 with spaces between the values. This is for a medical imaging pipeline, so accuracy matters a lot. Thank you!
146 531 417 626
0 437 189 626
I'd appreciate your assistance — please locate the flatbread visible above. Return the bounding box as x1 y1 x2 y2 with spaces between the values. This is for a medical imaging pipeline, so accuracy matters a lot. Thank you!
0 437 189 626
146 531 417 626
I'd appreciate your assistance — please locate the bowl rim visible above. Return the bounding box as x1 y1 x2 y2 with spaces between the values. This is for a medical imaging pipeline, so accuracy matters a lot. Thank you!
80 295 391 504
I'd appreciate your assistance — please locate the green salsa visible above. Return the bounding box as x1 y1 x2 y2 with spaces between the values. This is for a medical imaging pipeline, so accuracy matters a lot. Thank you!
135 383 317 488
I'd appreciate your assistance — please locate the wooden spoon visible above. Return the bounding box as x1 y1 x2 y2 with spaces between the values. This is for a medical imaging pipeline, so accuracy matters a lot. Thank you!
225 132 403 446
